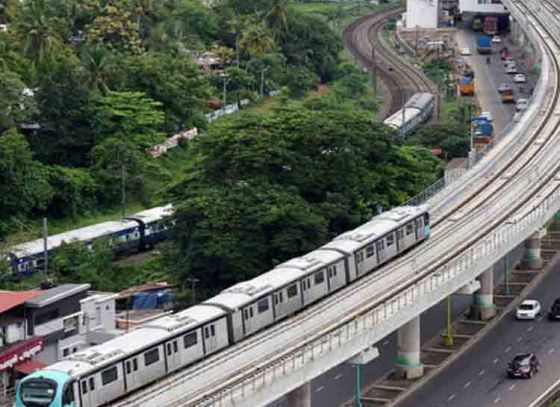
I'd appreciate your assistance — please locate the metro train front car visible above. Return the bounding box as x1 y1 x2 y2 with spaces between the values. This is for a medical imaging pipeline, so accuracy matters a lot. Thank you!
16 370 75 407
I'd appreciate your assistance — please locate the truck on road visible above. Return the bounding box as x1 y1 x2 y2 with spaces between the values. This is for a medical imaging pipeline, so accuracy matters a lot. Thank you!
500 88 515 103
477 36 492 54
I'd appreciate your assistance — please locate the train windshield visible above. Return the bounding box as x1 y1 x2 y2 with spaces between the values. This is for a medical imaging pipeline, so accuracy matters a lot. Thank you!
19 378 57 407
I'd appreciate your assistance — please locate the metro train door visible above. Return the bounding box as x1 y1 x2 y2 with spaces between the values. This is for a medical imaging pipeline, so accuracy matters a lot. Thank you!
79 376 98 407
124 357 140 391
243 306 254 334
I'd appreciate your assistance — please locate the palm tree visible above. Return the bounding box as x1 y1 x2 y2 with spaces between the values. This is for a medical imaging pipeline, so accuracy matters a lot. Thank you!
82 45 111 93
239 23 275 58
265 0 291 39
20 0 58 65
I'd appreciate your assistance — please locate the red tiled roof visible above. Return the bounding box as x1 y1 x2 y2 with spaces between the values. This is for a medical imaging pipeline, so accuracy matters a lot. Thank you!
0 290 42 314
14 358 46 375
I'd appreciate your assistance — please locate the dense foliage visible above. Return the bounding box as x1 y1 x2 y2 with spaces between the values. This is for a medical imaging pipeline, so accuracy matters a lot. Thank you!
168 103 442 297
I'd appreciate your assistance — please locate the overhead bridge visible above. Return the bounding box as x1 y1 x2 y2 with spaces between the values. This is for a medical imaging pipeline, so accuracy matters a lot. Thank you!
112 1 560 406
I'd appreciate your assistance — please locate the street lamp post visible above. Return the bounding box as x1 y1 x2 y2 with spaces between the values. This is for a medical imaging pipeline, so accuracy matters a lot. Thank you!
260 66 270 98
221 73 231 110
445 295 454 347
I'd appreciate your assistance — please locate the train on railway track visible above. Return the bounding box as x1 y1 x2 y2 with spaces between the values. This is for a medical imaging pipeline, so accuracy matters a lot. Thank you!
383 92 435 137
4 205 174 277
16 205 430 407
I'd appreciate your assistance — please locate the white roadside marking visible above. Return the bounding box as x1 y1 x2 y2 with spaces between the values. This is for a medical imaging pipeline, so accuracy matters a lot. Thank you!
493 358 500 364
479 369 486 376
494 397 502 404
464 381 472 389
383 340 390 346
334 374 343 381
505 347 512 353
527 326 534 332
316 386 324 393
516 336 523 342
548 348 555 355
509 384 516 391
448 394 457 402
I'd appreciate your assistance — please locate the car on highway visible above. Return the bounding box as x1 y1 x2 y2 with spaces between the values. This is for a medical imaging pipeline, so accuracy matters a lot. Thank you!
516 299 541 320
513 111 523 122
514 74 526 83
479 111 493 122
503 58 515 67
548 298 560 320
516 98 529 111
507 353 540 378
460 47 472 56
505 64 518 74
492 35 502 43
498 83 512 93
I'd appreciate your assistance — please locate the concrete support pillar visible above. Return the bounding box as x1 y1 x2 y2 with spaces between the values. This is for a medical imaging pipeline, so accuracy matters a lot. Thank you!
471 267 496 320
521 231 543 270
286 382 311 407
395 316 423 379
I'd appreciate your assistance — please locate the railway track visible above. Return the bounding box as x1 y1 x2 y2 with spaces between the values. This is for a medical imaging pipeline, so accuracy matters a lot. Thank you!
342 7 434 117
113 3 560 406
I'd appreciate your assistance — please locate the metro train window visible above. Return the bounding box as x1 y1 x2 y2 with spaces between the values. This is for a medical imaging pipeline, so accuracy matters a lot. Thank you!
167 343 172 356
244 309 249 320
376 241 384 251
144 348 160 366
366 245 375 258
184 332 198 348
204 327 209 338
62 383 74 404
89 377 95 391
81 380 88 394
406 223 414 235
101 366 118 385
173 341 178 353
258 299 269 313
387 234 394 246
126 361 131 374
133 358 138 371
397 229 404 239
211 325 215 336
287 285 298 298
314 271 325 285
332 266 337 276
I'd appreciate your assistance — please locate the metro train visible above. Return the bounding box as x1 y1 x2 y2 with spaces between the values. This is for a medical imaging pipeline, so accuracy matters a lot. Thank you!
383 92 435 137
5 205 174 277
16 205 430 407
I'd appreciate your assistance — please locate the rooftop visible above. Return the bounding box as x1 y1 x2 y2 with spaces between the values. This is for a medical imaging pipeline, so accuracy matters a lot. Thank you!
0 290 43 314
25 284 90 308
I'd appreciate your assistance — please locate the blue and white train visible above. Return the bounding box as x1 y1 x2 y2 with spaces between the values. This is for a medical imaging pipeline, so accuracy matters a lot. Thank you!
16 205 430 407
383 92 435 137
5 205 174 276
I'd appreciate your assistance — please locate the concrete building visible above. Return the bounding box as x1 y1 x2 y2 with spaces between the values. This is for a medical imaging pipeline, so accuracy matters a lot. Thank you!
406 0 440 29
459 0 508 14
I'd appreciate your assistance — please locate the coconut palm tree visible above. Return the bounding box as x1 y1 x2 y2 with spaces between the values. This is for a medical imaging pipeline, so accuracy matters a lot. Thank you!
265 0 291 39
19 0 59 65
239 23 275 58
82 45 111 93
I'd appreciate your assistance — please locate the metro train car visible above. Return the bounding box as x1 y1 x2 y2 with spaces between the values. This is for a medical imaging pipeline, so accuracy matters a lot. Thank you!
6 204 173 276
383 92 435 137
15 205 430 407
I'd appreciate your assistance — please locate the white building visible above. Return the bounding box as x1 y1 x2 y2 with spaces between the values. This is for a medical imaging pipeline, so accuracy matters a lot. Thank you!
405 0 440 29
459 0 508 14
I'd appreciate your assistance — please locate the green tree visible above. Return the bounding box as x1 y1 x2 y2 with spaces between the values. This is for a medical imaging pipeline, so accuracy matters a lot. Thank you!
93 91 165 148
81 44 112 93
47 166 98 219
87 1 143 54
0 129 52 237
18 0 60 65
240 23 275 58
265 0 291 39
0 67 37 133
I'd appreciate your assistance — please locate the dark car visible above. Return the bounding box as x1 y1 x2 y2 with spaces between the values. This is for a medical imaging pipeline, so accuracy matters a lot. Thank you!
507 353 540 378
548 298 560 320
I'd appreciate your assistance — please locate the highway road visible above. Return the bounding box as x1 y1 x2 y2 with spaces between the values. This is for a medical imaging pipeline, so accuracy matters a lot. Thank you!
399 255 560 407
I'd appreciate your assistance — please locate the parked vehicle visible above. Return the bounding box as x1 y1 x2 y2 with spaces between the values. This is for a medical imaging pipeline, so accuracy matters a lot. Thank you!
492 35 502 43
516 299 541 320
471 117 493 144
505 64 518 74
514 74 527 83
501 89 516 104
479 111 493 122
16 205 432 407
460 47 472 56
548 298 560 320
477 36 492 54
513 111 523 122
507 353 540 378
516 98 529 111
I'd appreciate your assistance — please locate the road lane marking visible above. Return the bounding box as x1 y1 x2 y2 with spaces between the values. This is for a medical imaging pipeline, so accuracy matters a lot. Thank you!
316 386 324 393
509 384 516 391
383 340 390 346
505 347 512 353
448 394 456 402
494 397 502 404
493 358 500 364
527 326 534 332
549 348 555 355
464 381 472 389
479 369 486 376
516 336 523 342
334 374 343 381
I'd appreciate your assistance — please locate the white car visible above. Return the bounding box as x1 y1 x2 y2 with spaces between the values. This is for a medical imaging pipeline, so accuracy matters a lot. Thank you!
505 64 518 74
480 111 493 122
516 98 529 111
516 300 542 320
460 47 472 56
492 35 502 43
514 74 526 83
513 111 523 122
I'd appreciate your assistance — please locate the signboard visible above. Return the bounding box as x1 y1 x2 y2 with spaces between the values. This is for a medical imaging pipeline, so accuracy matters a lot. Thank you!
0 337 44 371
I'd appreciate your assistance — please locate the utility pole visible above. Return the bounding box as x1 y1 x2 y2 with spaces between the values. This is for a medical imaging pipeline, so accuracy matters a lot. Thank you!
504 254 510 295
121 164 126 219
186 277 200 304
445 295 453 346
371 47 377 91
42 217 48 279
355 364 362 407
259 67 270 98
221 74 231 110
415 25 420 57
